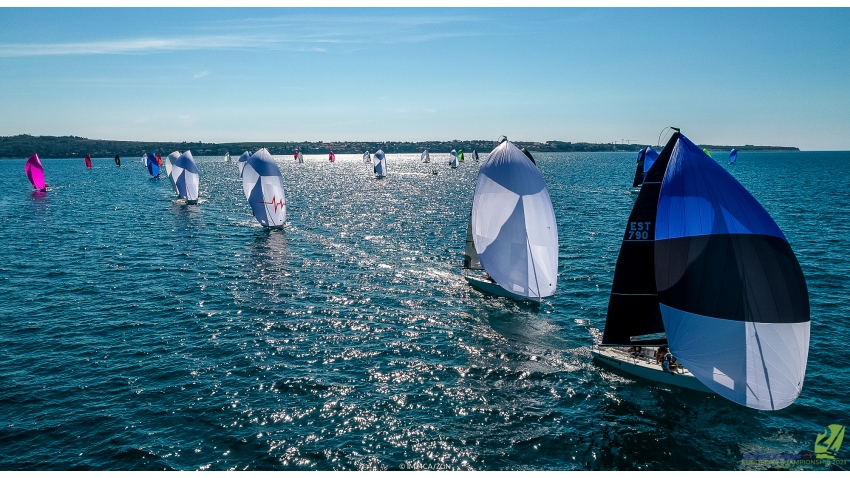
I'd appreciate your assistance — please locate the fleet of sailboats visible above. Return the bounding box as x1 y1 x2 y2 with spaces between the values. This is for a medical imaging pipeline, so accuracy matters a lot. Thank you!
19 135 811 411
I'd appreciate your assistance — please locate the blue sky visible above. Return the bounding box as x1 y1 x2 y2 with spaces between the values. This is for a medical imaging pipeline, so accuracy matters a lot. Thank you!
1 8 848 149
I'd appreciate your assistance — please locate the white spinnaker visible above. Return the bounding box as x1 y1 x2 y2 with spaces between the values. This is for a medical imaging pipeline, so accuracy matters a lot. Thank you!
471 140 558 299
165 151 180 193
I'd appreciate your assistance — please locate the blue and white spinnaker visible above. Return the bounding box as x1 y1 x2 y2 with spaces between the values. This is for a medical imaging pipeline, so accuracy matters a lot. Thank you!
172 151 200 203
241 148 286 227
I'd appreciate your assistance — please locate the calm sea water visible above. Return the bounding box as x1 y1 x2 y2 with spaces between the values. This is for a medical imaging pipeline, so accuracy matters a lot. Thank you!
0 151 847 470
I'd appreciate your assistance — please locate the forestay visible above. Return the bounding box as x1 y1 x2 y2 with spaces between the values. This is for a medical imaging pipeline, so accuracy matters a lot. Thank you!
172 151 200 202
241 148 286 227
655 134 810 410
471 140 559 299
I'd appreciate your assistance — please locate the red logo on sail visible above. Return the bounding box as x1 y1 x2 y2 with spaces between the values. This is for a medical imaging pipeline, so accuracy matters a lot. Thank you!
261 195 285 213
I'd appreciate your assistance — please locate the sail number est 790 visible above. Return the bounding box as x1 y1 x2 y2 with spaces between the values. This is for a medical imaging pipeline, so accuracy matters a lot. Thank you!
627 221 652 240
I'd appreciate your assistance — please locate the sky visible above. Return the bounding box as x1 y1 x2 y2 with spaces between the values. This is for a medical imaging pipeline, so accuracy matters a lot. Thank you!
0 8 849 149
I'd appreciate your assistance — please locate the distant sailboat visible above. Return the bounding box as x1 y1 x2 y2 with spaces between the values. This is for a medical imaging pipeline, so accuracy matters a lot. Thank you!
593 131 810 410
520 147 536 165
463 138 559 303
329 151 336 163
164 151 181 194
632 146 659 187
84 154 92 169
114 155 121 166
295 151 304 163
449 150 458 168
240 148 286 227
729 148 738 164
373 150 387 178
421 149 430 163
156 153 162 166
472 150 479 161
237 151 252 176
171 151 200 204
363 151 371 163
225 152 231 162
25 154 47 191
146 153 160 177
458 150 464 162
702 147 712 158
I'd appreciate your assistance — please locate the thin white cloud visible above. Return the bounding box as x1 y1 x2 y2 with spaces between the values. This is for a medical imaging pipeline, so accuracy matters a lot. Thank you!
194 70 210 79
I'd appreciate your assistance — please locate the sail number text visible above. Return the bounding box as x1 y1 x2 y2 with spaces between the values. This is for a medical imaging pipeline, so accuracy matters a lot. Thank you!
627 221 652 240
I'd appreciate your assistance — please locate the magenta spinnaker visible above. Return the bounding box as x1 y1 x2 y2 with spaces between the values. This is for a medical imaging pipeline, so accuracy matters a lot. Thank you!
25 154 46 190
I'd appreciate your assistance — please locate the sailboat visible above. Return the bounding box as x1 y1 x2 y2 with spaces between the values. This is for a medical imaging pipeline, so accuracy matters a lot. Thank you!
295 151 304 163
462 138 559 303
114 155 121 167
373 150 387 178
472 150 479 161
171 151 200 204
237 151 252 175
84 154 92 169
146 153 160 177
240 148 286 227
363 151 371 163
225 152 231 162
25 154 47 192
164 151 181 194
329 151 336 163
449 150 458 168
593 131 810 410
421 149 430 163
458 150 464 162
632 146 659 187
729 149 738 164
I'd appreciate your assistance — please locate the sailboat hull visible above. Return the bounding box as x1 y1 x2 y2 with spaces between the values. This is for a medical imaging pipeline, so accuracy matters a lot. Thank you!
592 346 712 393
465 275 541 303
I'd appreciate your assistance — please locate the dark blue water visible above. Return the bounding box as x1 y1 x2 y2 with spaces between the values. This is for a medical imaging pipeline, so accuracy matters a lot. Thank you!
0 151 847 470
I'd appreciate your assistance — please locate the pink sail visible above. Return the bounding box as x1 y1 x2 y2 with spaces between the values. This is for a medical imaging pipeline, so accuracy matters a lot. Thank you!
85 154 92 169
25 154 46 190
329 151 336 162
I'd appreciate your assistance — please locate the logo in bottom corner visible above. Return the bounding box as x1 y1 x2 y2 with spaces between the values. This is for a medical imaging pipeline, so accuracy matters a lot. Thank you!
815 424 845 459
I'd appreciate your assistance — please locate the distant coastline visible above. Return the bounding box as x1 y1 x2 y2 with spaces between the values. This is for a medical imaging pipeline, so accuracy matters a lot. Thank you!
0 134 800 159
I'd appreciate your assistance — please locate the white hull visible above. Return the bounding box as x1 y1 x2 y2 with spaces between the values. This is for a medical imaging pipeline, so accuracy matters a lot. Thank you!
465 275 541 303
592 346 712 393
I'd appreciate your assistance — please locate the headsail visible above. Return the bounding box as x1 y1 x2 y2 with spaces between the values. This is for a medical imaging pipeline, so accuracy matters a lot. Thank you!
729 149 738 164
602 133 680 346
655 134 809 410
84 154 92 169
241 148 286 227
373 150 387 177
146 153 160 177
25 154 46 190
463 212 484 271
470 139 559 299
164 151 180 193
237 151 252 176
172 151 200 202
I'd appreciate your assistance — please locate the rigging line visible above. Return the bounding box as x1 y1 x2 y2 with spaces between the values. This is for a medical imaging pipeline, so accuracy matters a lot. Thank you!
526 232 543 301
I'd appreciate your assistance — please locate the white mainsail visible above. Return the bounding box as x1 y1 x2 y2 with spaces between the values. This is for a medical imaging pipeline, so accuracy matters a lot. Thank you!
470 139 559 299
421 149 430 163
